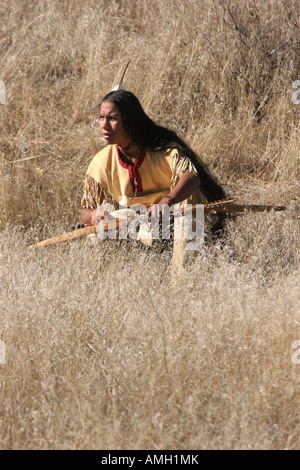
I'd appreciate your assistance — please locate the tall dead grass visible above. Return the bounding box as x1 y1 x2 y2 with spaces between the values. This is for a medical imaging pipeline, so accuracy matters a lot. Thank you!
0 217 299 450
0 0 299 450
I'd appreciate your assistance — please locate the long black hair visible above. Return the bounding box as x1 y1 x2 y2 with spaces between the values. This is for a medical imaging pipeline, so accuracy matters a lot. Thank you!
100 90 228 235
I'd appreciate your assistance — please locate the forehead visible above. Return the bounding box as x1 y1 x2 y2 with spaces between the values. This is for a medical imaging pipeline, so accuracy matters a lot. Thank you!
100 100 121 116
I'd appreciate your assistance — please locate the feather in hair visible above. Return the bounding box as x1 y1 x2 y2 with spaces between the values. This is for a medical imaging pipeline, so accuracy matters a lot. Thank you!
111 59 131 91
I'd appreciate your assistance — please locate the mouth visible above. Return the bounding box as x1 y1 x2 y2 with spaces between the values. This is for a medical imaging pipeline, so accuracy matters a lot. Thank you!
102 132 113 140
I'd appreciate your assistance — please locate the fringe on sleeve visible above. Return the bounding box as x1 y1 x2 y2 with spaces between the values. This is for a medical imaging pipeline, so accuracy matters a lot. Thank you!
81 175 118 210
169 150 208 204
170 151 198 189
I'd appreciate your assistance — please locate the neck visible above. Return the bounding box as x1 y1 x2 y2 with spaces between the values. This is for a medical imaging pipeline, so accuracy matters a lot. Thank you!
120 140 136 152
118 143 141 163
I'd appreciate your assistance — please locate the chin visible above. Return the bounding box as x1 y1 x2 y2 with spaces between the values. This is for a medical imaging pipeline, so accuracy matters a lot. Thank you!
103 137 114 144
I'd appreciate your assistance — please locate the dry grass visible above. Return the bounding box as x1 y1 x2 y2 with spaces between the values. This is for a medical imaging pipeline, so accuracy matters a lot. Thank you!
0 0 299 450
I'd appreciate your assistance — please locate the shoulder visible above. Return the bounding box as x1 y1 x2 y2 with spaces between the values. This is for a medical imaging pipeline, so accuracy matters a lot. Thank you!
86 145 116 173
88 144 116 164
162 145 182 163
146 143 182 159
166 147 181 158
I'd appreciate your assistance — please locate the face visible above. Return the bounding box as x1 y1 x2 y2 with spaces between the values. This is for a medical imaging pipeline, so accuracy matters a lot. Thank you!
99 100 131 147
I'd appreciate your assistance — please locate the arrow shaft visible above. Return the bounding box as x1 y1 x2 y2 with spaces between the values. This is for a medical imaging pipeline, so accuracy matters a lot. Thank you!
29 199 286 248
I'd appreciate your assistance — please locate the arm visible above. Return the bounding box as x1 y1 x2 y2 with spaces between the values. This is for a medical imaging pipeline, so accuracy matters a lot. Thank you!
147 170 200 218
80 175 107 225
161 169 200 206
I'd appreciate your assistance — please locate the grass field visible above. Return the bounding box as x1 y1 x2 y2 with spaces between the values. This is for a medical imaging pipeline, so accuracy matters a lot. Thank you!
0 0 299 449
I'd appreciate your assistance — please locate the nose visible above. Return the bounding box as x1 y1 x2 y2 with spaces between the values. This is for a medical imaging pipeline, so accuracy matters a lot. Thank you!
100 117 110 131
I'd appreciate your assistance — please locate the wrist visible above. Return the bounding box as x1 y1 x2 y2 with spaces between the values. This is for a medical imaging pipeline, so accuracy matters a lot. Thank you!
163 195 176 206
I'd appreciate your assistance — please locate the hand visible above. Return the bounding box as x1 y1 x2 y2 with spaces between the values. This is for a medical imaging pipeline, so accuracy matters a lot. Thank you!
91 208 109 224
147 196 174 226
81 208 110 225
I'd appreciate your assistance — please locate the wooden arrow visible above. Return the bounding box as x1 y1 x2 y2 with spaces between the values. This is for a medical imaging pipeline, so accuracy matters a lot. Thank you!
29 218 126 249
203 202 286 214
29 199 287 249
